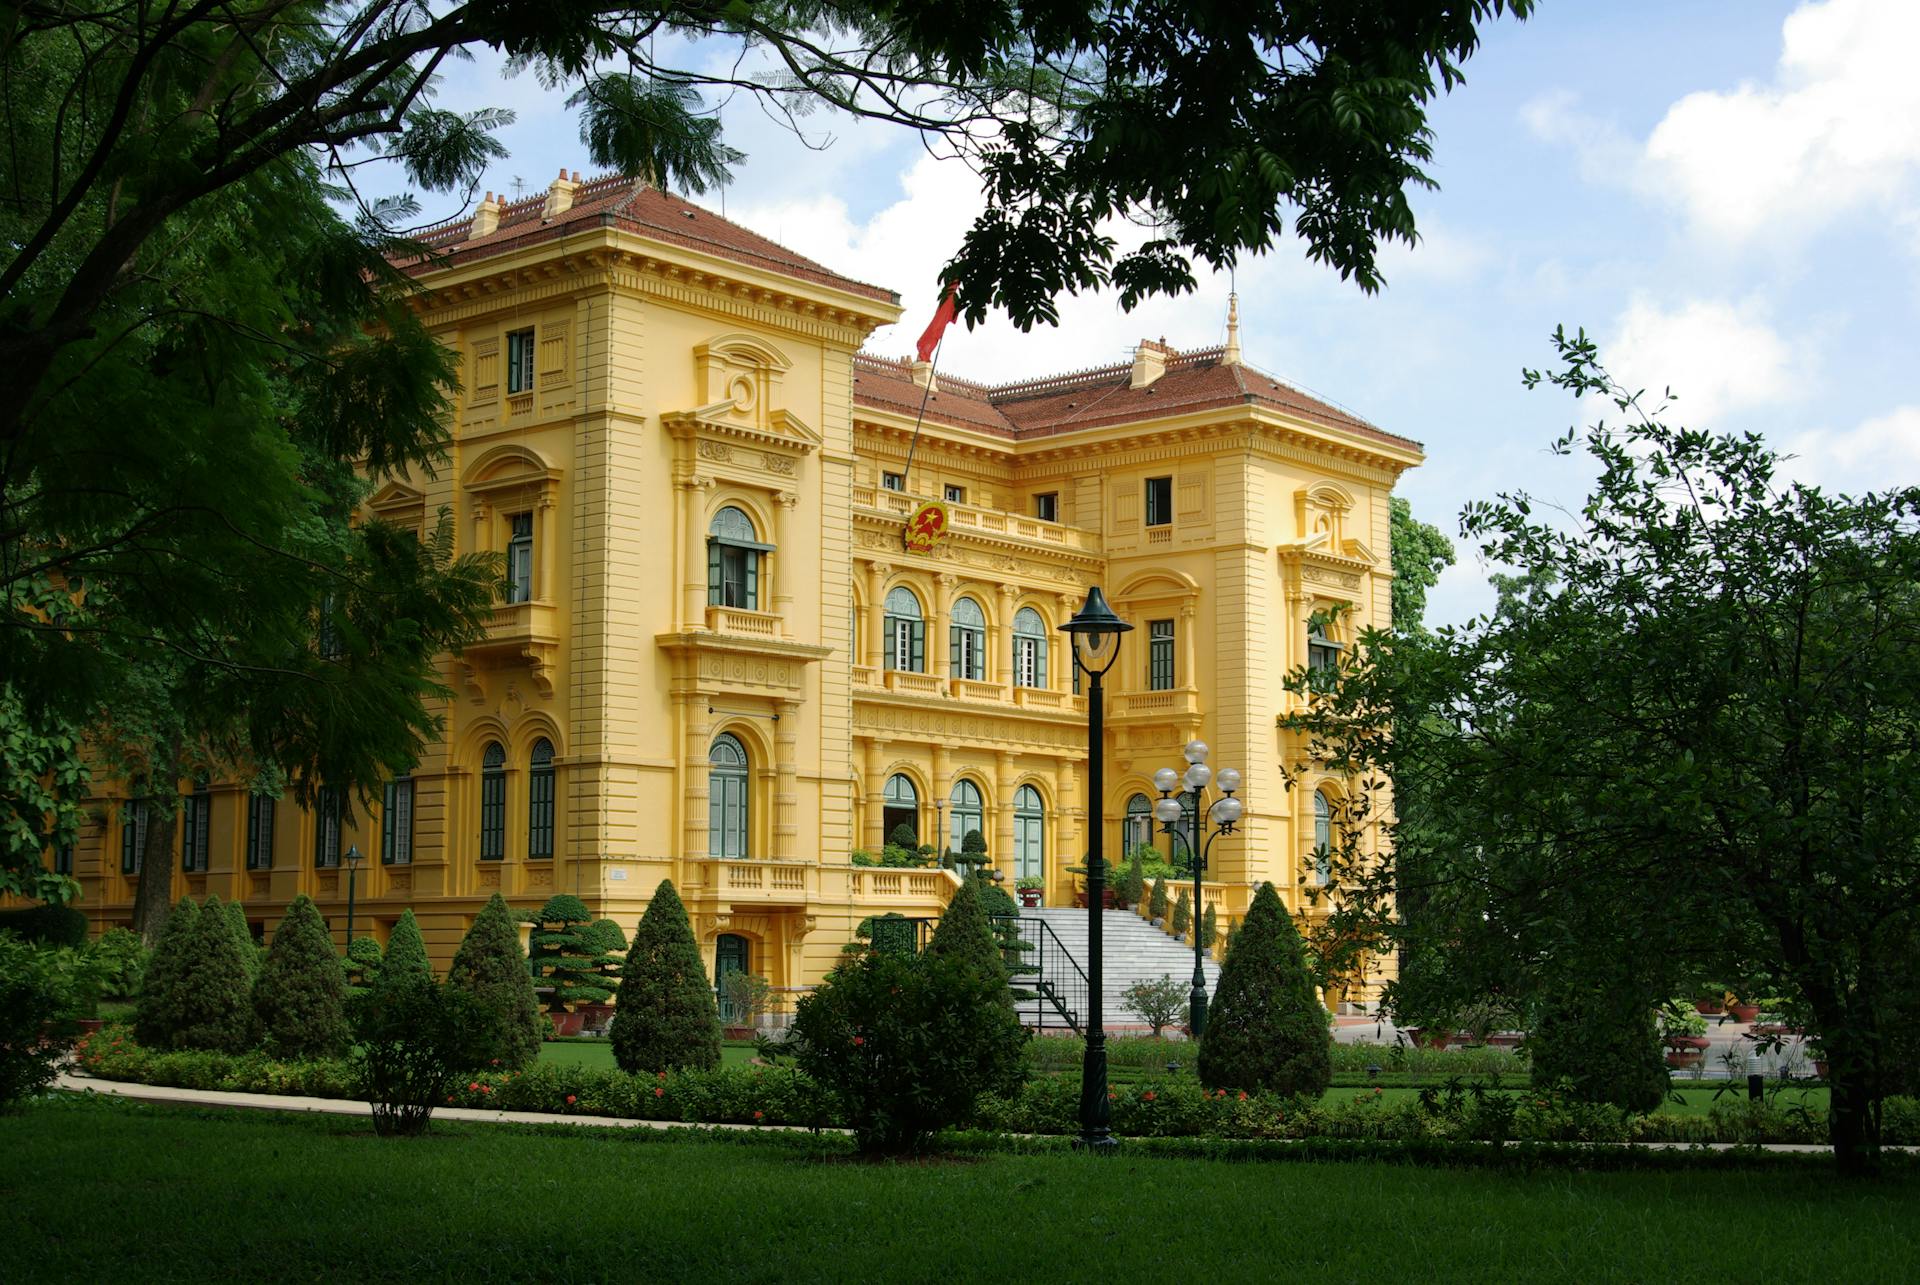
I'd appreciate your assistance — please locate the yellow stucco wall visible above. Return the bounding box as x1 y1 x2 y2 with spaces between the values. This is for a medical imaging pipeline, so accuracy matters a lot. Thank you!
53 196 1418 1007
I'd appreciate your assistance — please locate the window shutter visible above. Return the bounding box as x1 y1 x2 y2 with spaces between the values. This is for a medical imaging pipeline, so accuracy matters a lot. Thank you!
884 618 897 670
911 621 925 672
381 786 396 864
707 540 721 606
950 623 963 677
746 549 759 609
1037 638 1048 688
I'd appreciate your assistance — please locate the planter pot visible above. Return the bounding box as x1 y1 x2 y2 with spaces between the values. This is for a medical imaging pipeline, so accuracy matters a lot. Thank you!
548 1010 585 1039
1727 1003 1760 1023
1693 1001 1725 1016
1664 1035 1710 1052
75 1017 105 1035
1485 1032 1525 1049
1814 1060 1830 1079
1151 918 1165 930
1405 1027 1451 1050
1665 1050 1706 1070
1752 1022 1794 1037
1017 888 1042 908
723 1026 755 1041
577 1003 615 1032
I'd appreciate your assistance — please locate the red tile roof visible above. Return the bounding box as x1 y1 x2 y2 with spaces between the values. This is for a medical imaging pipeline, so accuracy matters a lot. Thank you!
852 349 1421 453
399 173 896 304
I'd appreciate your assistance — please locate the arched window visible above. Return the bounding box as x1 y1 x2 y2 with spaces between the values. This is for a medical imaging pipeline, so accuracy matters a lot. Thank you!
479 742 507 860
1014 785 1045 881
1124 793 1154 852
708 506 769 609
1312 791 1333 885
949 596 985 681
709 733 750 859
527 739 555 859
882 773 919 846
949 779 984 854
1308 621 1344 676
883 587 925 673
1012 607 1048 688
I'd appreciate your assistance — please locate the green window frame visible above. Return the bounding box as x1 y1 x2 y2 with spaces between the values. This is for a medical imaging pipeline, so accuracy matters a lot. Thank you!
506 327 535 393
382 778 414 866
949 596 985 681
706 506 769 610
479 742 507 860
182 788 211 873
314 786 342 869
120 800 148 874
1148 619 1175 691
246 795 276 871
1144 476 1173 526
527 739 555 859
883 586 925 673
1012 607 1048 689
507 513 534 604
948 779 983 853
708 734 749 860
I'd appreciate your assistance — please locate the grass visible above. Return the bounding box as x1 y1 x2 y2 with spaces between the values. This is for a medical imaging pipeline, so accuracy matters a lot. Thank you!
539 1039 758 1071
6 1096 1916 1283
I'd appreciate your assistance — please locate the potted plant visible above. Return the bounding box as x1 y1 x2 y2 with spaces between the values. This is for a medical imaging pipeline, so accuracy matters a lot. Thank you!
720 970 774 1040
1016 876 1043 908
1726 992 1761 1023
1692 984 1726 1016
526 894 620 1038
1659 999 1711 1068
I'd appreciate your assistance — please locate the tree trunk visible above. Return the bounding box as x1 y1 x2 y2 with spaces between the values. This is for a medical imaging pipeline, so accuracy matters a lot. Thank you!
131 799 178 946
1827 1054 1882 1177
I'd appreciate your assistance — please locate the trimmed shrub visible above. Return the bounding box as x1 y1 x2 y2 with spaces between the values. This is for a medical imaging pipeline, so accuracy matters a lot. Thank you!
792 946 1028 1153
1197 882 1331 1098
134 898 199 1047
528 894 619 1010
224 901 257 982
349 977 492 1136
585 918 627 993
1149 877 1168 921
1171 887 1192 938
381 910 431 985
925 878 1010 996
1528 982 1669 1115
0 936 85 1108
91 928 149 1000
446 892 545 1070
253 895 350 1060
1122 846 1147 910
961 829 988 858
887 822 920 851
610 880 721 1074
171 895 257 1053
1122 974 1188 1038
0 902 88 948
343 936 383 987
1201 904 1218 950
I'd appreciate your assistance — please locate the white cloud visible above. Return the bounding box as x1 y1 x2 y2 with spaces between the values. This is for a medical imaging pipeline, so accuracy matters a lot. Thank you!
1779 405 1920 490
1641 0 1920 247
1603 295 1805 428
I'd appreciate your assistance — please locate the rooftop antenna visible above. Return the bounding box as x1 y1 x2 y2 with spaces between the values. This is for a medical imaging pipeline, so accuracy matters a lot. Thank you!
508 175 527 200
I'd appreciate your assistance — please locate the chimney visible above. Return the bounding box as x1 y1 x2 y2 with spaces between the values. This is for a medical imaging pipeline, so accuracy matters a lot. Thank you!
469 191 502 240
910 360 938 392
1222 292 1243 367
1130 337 1170 389
542 166 580 222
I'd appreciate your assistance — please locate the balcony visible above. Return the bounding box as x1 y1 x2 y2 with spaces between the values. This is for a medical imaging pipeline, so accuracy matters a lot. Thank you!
1013 686 1068 711
683 857 816 905
705 605 782 639
474 599 558 648
852 485 1102 555
1115 687 1202 719
950 678 1007 703
884 669 945 697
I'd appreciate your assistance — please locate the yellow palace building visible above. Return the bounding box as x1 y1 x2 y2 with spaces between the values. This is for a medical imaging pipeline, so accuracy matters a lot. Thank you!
57 171 1421 1005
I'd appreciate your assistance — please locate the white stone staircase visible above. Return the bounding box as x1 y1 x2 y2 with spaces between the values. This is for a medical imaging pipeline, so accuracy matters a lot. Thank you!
1004 907 1221 1033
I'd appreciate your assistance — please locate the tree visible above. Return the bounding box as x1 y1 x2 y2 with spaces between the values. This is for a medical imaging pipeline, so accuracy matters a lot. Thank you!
1122 975 1188 1038
1149 878 1169 922
133 897 199 1048
1527 977 1668 1114
253 895 350 1060
1388 497 1456 634
344 937 384 988
1171 887 1192 939
0 935 87 1109
350 977 491 1137
1283 328 1920 1173
527 894 619 1011
925 879 1011 998
381 910 432 985
1197 883 1331 1097
226 902 259 984
445 893 545 1070
610 881 721 1074
170 895 257 1053
584 918 628 995
1122 846 1148 911
1200 904 1218 951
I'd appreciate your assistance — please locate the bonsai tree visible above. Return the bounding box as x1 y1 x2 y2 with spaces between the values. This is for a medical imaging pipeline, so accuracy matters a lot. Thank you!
380 910 432 985
1122 974 1187 1038
445 892 545 1070
133 897 199 1047
610 880 722 1073
343 936 383 988
526 894 619 1012
887 822 920 851
252 894 350 1060
974 878 1034 988
585 918 628 993
170 895 258 1053
1197 882 1332 1097
1171 886 1192 939
1149 877 1169 923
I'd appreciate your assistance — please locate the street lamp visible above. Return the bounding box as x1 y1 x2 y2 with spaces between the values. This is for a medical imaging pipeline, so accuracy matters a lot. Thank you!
1154 741 1243 1038
344 844 363 950
1062 586 1131 1152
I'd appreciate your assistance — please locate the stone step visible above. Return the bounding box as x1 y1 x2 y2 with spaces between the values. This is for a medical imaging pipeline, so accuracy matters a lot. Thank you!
1003 908 1221 1029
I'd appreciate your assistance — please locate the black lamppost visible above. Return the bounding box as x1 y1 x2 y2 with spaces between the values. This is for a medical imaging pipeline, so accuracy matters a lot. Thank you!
343 844 363 950
1152 741 1242 1038
1062 587 1131 1151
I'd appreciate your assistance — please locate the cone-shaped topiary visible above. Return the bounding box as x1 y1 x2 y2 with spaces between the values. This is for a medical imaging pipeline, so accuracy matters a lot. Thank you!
171 895 259 1053
446 893 545 1069
925 879 1010 1002
610 880 721 1074
1149 877 1168 921
252 894 350 1059
1201 904 1218 950
381 909 432 985
1527 979 1669 1114
134 897 200 1048
224 900 258 982
528 894 620 1010
961 829 988 858
1171 886 1191 938
1197 882 1331 1097
1124 846 1146 910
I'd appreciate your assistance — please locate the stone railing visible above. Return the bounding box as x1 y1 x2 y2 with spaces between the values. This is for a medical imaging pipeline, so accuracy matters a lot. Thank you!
1116 687 1201 718
852 485 1101 554
950 678 1007 703
705 605 782 638
884 670 945 697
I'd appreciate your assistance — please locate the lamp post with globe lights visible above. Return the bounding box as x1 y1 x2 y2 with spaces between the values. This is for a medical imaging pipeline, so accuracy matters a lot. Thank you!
1061 587 1132 1151
1153 740 1243 1037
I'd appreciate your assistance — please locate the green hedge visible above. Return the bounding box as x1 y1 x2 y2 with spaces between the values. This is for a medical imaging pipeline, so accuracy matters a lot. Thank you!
72 1024 1919 1148
1023 1036 1527 1079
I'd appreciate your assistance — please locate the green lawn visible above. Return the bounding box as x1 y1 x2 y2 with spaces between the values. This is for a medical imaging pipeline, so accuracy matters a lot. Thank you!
540 1038 758 1070
6 1097 1914 1283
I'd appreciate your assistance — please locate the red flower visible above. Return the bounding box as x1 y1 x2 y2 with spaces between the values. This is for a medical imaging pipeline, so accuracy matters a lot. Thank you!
446 1095 454 1104
657 1071 668 1081
1373 1087 1383 1096
479 1085 492 1095
565 1095 577 1105
468 1082 479 1091
490 1058 500 1066
1237 1091 1248 1101
753 1110 764 1120
1142 1091 1156 1102
655 1087 665 1098
852 1036 865 1046
1108 1091 1118 1100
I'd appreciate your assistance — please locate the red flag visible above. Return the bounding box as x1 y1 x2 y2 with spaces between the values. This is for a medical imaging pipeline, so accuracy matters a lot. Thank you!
915 284 958 363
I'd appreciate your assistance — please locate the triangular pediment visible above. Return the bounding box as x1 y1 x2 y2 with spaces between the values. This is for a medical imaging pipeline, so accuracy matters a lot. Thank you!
368 480 426 513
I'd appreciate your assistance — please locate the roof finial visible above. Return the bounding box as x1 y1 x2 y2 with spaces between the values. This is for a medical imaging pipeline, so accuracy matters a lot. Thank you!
1223 291 1242 366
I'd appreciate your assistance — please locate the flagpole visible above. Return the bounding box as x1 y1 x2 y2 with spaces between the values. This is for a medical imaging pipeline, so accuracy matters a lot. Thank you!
900 338 942 491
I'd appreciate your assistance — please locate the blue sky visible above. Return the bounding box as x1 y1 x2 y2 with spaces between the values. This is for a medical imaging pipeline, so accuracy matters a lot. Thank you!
390 0 1920 625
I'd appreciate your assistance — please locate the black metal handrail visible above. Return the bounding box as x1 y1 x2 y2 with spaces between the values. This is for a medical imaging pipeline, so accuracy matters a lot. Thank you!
990 914 1087 1035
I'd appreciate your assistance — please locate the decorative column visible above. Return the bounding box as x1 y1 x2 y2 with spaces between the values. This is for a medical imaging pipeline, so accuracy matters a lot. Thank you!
1056 593 1079 692
863 736 887 853
469 500 492 561
863 561 889 670
772 491 799 636
994 750 1017 874
680 476 714 630
931 743 952 853
1057 754 1082 873
536 491 557 603
1180 601 1198 689
682 694 713 860
773 699 799 860
932 573 957 683
991 584 1018 685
